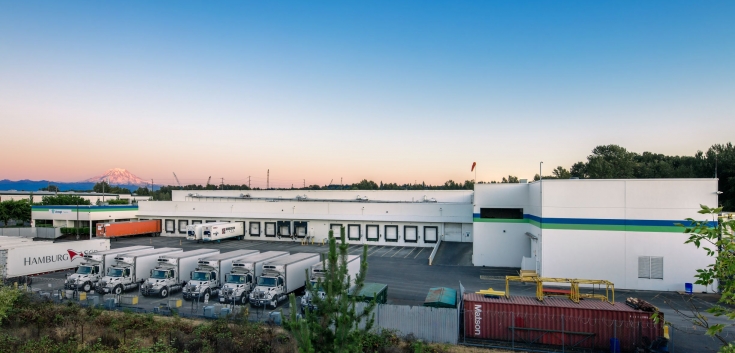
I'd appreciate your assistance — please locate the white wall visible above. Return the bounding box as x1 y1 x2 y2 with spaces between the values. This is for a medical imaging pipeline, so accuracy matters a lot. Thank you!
172 189 474 203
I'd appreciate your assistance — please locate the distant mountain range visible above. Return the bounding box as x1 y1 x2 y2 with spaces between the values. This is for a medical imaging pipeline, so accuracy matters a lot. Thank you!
0 168 155 192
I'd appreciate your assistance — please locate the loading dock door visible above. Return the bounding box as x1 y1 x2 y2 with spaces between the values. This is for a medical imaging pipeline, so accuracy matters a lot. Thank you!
404 226 418 243
385 226 398 242
265 223 276 237
165 219 175 233
348 224 361 240
424 226 438 243
330 224 342 237
250 222 260 236
444 223 462 242
366 225 379 241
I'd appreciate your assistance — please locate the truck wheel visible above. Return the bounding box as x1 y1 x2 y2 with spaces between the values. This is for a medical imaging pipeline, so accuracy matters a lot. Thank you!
269 299 277 309
202 290 210 302
160 287 169 298
113 285 123 295
82 282 92 292
240 295 248 305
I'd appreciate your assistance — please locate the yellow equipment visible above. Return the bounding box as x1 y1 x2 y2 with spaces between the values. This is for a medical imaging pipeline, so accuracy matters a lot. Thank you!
505 276 615 304
476 288 506 297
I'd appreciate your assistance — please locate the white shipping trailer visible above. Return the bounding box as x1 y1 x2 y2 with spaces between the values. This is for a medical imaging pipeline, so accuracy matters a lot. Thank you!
250 252 320 308
0 239 111 280
201 222 245 243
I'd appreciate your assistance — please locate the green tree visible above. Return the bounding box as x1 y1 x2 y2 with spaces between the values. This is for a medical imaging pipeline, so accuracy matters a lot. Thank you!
501 175 519 183
552 166 571 179
353 180 379 190
585 144 637 178
680 205 735 349
39 185 59 192
0 200 32 227
286 227 375 353
39 195 91 206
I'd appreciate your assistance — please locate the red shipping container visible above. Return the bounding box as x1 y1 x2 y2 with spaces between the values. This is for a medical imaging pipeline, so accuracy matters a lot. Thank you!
463 293 663 352
96 220 161 238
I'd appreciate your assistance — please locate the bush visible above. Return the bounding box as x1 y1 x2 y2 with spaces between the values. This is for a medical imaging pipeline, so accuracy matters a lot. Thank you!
60 227 91 235
107 199 129 205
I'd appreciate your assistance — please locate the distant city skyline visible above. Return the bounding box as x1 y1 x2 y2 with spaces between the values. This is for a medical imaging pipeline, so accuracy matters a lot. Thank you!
1 1 733 187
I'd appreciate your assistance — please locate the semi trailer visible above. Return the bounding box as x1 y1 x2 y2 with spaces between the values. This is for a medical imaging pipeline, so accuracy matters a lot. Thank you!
219 251 289 305
301 255 361 312
95 247 182 295
65 245 152 292
250 253 320 309
186 224 205 242
97 220 162 238
141 249 219 298
201 222 245 243
182 249 259 302
0 239 110 283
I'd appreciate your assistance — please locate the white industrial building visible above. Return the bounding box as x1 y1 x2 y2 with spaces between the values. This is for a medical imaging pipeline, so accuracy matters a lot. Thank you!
30 179 720 292
0 190 122 204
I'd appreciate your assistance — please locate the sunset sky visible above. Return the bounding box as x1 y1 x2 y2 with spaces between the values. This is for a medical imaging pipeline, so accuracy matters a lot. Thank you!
1 1 733 188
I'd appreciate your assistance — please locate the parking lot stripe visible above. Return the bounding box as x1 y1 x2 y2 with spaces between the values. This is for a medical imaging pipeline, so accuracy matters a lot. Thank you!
367 246 383 256
403 247 416 258
390 247 405 257
413 247 426 259
381 247 398 257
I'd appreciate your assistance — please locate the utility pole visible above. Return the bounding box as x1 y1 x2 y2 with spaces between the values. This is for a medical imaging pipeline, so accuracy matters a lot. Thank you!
248 176 251 189
303 179 305 188
221 178 224 190
151 179 154 193
267 169 269 189
102 178 105 203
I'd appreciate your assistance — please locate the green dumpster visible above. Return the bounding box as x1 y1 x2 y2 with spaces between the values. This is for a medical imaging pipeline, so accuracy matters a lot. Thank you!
423 287 457 308
351 283 388 304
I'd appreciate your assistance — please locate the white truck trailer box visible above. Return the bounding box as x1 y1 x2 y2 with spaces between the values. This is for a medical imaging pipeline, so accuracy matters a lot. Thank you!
301 255 361 311
182 249 259 301
96 247 183 295
141 248 220 297
250 252 320 308
201 222 245 243
186 224 206 242
0 239 111 280
65 245 153 291
220 251 289 304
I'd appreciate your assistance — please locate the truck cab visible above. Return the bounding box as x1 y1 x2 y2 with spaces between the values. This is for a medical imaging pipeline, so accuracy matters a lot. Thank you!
97 265 134 295
141 265 176 297
221 271 254 305
250 268 285 308
184 266 218 301
65 262 102 292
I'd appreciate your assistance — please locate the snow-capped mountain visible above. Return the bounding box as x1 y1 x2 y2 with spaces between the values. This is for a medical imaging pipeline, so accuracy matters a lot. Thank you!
83 168 148 187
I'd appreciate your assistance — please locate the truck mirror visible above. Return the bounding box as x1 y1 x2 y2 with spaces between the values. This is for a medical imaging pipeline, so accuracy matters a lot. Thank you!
190 271 193 279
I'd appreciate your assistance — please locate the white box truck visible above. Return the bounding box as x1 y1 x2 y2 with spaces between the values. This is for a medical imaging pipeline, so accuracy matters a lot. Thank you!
65 245 153 292
95 247 182 295
183 249 259 302
201 222 245 243
250 253 320 309
219 251 289 305
0 239 110 284
186 224 206 242
141 248 220 298
301 255 361 312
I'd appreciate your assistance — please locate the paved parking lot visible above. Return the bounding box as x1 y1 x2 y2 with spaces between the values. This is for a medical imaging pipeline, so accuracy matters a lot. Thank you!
35 235 730 352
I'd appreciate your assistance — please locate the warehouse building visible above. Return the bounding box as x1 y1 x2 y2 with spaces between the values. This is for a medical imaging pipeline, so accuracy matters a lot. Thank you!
30 179 719 292
0 190 121 204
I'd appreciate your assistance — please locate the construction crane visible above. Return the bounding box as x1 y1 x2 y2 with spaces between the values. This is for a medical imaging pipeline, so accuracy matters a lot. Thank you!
206 176 212 187
172 172 181 187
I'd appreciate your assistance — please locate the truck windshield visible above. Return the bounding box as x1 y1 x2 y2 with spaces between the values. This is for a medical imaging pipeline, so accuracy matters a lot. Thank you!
226 274 246 284
191 271 209 281
151 270 168 279
309 281 324 291
108 268 124 277
258 277 277 287
76 266 93 274
188 231 195 236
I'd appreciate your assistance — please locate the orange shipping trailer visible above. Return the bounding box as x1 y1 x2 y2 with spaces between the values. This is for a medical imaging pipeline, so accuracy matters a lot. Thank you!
97 220 161 238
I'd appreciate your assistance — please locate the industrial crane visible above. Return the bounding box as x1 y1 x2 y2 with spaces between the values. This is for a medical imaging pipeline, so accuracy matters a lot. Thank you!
206 176 212 187
172 172 181 187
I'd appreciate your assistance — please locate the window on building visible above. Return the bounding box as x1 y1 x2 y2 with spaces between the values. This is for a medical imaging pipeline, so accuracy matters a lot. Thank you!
480 208 523 219
638 256 664 279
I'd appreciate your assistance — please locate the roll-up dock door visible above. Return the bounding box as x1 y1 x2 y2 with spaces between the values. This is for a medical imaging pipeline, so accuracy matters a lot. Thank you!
265 222 276 237
294 221 308 238
404 226 418 243
348 224 361 240
385 225 398 242
443 223 462 242
424 226 438 243
250 222 261 236
165 219 175 233
330 224 343 237
178 220 188 234
277 221 291 237
366 225 379 241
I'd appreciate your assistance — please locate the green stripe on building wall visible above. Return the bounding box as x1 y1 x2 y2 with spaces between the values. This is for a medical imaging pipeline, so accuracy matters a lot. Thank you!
473 218 684 233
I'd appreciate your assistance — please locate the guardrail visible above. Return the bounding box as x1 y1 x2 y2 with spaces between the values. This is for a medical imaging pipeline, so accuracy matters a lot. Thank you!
428 236 443 266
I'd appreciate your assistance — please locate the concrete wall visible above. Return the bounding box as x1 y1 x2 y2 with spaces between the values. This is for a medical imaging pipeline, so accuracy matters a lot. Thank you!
473 184 532 267
172 189 474 203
